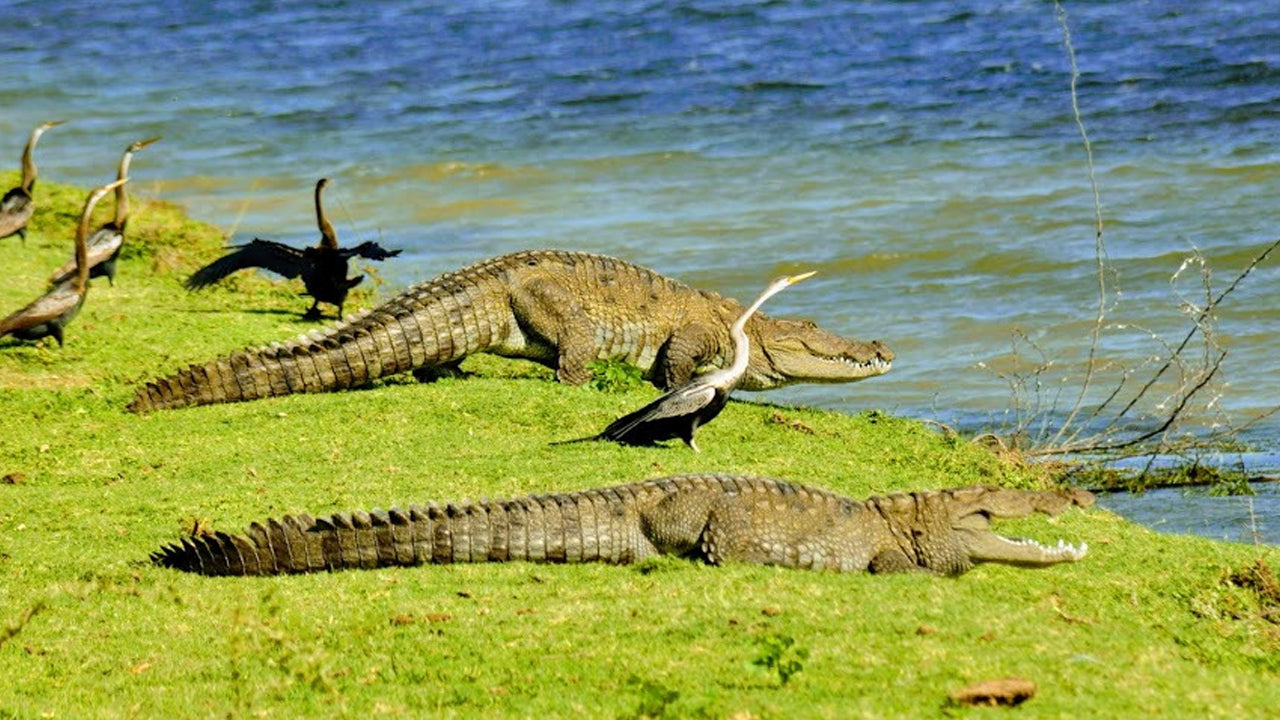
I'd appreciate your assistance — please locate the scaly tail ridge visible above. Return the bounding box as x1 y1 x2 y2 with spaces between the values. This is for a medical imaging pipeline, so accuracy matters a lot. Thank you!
127 314 419 412
130 262 515 412
151 488 652 576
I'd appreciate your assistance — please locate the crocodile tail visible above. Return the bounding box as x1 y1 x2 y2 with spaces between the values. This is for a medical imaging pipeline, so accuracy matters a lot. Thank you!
126 311 419 412
150 509 429 576
129 259 518 412
151 488 648 576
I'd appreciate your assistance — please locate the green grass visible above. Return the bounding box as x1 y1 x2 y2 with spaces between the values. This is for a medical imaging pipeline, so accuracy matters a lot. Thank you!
2 178 1279 718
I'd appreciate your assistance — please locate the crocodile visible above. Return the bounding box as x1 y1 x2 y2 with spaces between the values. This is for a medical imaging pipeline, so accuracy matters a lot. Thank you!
129 250 894 412
151 475 1092 577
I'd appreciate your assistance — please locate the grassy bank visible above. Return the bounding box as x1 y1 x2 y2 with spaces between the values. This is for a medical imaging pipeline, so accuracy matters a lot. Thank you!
1 179 1278 718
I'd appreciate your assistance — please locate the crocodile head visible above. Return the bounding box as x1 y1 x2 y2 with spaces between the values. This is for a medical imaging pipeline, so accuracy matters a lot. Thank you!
873 486 1093 576
949 485 1093 570
739 314 894 390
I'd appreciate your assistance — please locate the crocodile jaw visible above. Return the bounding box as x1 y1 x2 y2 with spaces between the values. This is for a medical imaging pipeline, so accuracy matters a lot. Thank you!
951 490 1090 568
793 352 893 382
960 529 1089 567
737 315 894 389
743 340 894 389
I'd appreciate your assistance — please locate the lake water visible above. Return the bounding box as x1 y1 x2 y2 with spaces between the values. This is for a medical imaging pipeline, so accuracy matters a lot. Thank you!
3 3 1279 487
1098 480 1280 546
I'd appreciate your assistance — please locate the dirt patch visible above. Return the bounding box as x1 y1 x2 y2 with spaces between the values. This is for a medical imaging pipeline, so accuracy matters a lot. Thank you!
948 677 1037 707
1225 558 1280 624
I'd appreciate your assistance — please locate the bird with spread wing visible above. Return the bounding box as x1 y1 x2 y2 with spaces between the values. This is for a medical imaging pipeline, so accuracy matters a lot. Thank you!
184 178 401 319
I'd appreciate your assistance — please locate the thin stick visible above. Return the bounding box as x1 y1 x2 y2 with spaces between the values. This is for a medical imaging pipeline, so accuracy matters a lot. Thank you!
1049 0 1111 449
1114 237 1280 421
1034 350 1226 455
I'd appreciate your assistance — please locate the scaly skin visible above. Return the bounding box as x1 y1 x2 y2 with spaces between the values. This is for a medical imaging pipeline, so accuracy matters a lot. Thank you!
151 475 1092 577
129 250 894 412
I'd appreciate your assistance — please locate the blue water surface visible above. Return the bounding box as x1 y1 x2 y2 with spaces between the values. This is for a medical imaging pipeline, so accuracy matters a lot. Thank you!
3 1 1280 539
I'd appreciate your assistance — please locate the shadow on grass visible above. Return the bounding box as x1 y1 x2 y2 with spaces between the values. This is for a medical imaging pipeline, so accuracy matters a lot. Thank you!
176 307 310 319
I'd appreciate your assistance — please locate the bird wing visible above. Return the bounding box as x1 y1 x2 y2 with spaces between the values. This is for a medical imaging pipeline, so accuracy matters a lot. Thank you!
184 239 307 289
85 224 124 255
599 383 718 440
0 186 30 215
0 214 25 239
47 226 122 284
340 241 402 261
0 284 81 334
0 188 32 237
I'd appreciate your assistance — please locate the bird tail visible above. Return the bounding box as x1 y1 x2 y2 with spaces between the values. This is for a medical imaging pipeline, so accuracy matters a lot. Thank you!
548 435 602 447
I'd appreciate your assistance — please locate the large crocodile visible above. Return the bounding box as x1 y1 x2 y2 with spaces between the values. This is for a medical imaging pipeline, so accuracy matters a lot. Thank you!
129 250 894 412
151 475 1092 577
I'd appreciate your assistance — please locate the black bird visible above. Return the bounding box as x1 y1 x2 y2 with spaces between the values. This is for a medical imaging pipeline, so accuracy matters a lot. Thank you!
184 178 402 320
48 136 160 286
0 120 64 243
0 179 127 347
558 271 816 451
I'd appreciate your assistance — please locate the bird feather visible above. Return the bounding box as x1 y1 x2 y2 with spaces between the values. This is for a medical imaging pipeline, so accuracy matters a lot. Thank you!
185 239 308 289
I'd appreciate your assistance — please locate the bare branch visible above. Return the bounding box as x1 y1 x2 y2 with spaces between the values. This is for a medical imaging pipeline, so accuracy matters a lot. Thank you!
1115 237 1280 421
1048 0 1112 450
1032 350 1226 456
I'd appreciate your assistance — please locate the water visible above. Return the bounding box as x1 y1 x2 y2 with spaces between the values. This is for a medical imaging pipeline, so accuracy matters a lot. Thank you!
3 1 1280 536
1098 481 1280 546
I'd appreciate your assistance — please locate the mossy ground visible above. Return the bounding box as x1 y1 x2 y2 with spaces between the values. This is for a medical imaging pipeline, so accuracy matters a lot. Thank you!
1 178 1278 718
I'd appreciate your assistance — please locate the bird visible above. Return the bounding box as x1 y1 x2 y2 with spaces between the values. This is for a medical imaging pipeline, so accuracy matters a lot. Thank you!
0 178 128 347
48 136 161 286
0 120 65 243
184 178 402 320
557 270 817 451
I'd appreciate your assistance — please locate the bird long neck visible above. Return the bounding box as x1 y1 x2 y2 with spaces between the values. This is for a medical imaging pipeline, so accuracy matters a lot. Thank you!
73 199 92 293
315 179 338 249
73 181 123 293
113 151 134 226
726 316 753 379
20 128 44 192
725 281 790 378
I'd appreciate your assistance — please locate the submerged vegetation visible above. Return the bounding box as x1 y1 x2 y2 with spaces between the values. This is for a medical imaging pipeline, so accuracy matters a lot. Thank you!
1067 461 1257 496
1 179 1278 717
